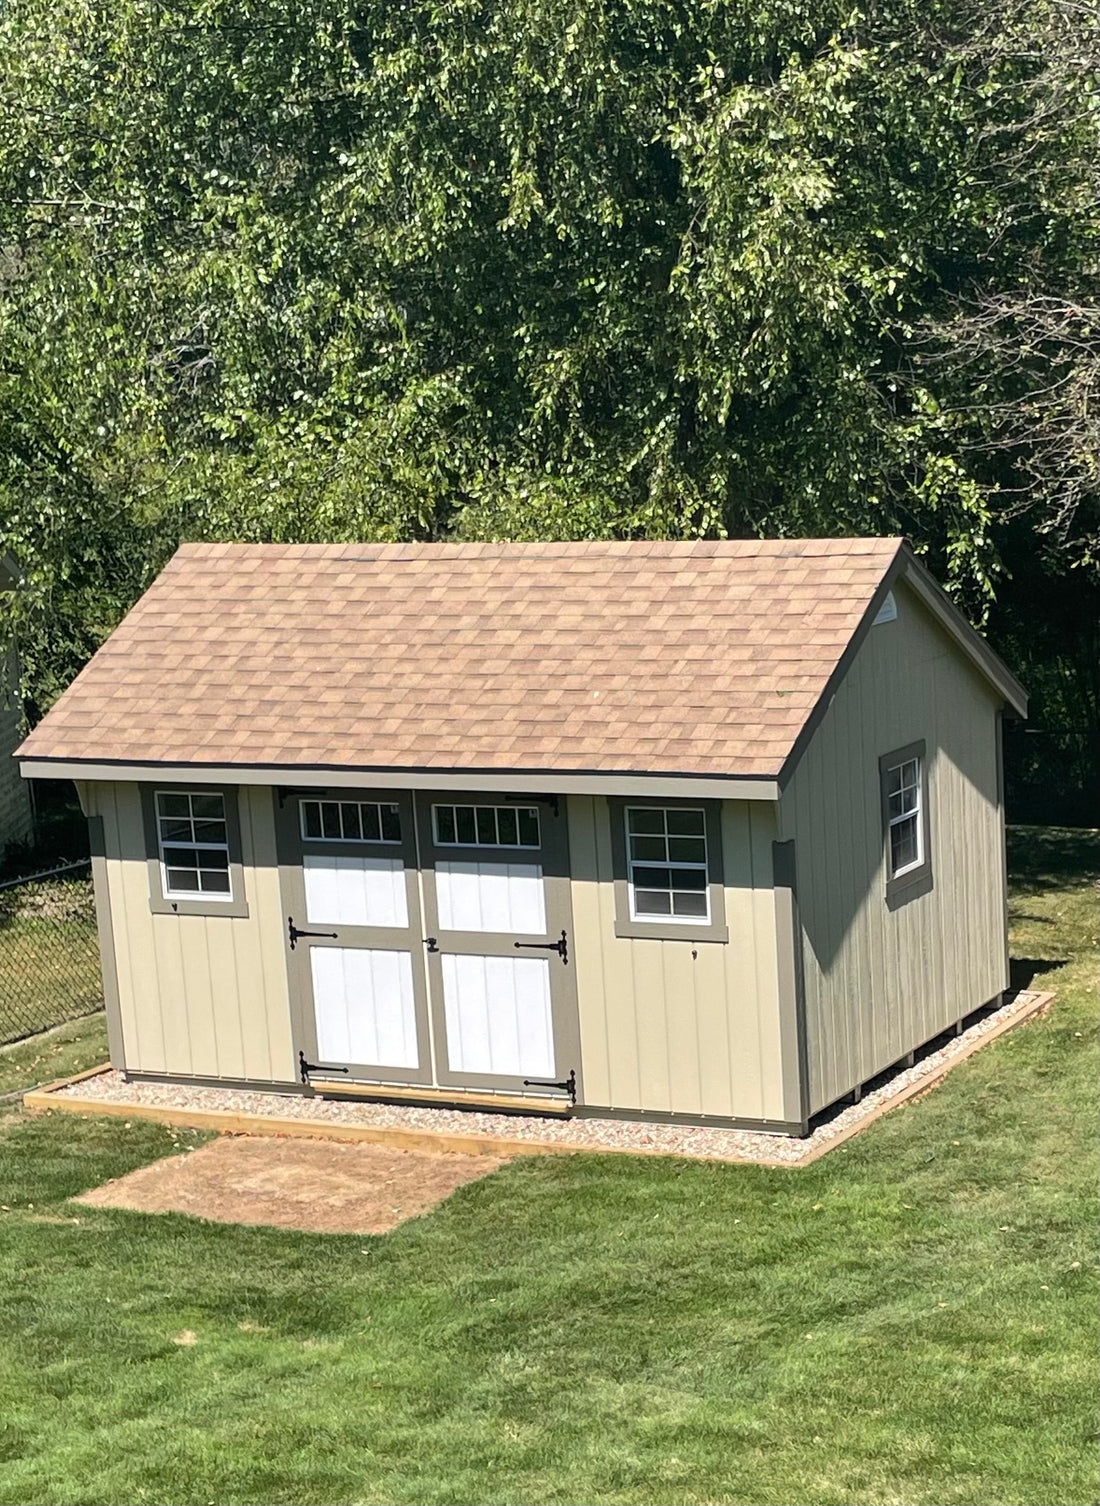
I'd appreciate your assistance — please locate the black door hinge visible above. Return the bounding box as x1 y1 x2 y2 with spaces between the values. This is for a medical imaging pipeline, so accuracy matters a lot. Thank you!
288 916 338 950
514 929 568 964
299 1050 350 1085
522 1068 577 1105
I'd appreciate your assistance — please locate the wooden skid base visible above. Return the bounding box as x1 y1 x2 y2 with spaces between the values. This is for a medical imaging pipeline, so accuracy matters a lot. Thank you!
307 1078 571 1115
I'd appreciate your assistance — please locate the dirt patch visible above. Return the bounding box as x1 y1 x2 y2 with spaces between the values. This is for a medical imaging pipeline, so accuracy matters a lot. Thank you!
73 1134 508 1234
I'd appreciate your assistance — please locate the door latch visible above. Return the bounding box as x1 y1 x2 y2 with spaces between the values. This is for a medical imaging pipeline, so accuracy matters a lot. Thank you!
523 1068 577 1105
288 916 338 950
423 936 439 953
513 929 568 965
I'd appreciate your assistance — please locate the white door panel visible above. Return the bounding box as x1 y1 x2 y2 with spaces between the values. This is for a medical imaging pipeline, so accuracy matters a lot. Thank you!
435 860 546 934
441 954 555 1078
303 853 408 928
311 946 419 1070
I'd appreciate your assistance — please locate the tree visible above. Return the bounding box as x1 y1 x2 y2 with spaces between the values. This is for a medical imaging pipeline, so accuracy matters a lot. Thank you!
0 0 1095 810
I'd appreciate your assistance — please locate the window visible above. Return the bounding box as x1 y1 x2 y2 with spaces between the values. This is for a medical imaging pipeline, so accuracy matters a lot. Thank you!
156 791 232 898
141 785 248 918
608 798 728 943
885 757 922 876
626 806 710 921
880 741 932 907
433 804 540 849
300 799 401 843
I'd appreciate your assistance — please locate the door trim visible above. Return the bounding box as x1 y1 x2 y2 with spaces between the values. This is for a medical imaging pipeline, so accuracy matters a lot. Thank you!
415 792 583 1102
274 788 435 1086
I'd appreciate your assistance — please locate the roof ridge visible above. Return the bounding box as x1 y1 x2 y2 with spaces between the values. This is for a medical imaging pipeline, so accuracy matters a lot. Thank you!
172 536 904 563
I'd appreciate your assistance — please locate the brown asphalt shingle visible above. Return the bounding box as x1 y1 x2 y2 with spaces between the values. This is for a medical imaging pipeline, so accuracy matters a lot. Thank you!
18 537 904 778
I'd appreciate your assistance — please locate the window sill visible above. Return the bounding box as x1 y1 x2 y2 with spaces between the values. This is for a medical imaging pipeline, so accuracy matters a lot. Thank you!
613 919 729 944
148 892 250 919
885 865 933 911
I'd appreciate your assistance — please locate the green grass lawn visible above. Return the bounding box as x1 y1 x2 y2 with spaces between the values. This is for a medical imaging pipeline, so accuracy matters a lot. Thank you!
0 872 102 1046
0 827 1095 1506
0 1012 109 1102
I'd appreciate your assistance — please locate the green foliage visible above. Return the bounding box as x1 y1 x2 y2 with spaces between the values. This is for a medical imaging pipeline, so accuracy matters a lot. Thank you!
0 0 1095 747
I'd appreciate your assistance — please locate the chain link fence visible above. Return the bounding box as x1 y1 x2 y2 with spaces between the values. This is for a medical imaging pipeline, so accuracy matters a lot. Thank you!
0 861 103 1046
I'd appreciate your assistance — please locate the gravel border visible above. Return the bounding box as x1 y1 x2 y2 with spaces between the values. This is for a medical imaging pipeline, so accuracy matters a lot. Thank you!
46 990 1049 1166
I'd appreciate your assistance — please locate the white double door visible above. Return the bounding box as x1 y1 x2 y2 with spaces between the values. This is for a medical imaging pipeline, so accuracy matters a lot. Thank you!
279 790 578 1099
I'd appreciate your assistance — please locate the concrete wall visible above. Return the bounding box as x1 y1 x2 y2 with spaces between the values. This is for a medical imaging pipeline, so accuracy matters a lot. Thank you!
84 782 296 1083
567 795 795 1126
779 577 1008 1115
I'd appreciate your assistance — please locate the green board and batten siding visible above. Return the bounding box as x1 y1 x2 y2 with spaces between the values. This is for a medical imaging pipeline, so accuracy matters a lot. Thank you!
779 577 1008 1115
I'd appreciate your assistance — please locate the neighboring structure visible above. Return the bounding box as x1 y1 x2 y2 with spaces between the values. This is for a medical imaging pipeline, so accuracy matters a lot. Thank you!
0 556 34 860
15 538 1026 1133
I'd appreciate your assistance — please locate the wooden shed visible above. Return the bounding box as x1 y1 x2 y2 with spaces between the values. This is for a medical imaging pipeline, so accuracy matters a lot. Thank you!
15 538 1026 1134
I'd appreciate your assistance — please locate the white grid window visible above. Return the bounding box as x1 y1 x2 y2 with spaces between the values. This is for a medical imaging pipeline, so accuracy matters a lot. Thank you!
300 800 401 843
156 791 232 898
626 807 710 921
885 757 923 876
433 804 540 849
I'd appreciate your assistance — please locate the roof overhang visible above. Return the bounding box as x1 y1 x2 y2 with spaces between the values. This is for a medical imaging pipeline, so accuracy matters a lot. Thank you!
17 758 782 802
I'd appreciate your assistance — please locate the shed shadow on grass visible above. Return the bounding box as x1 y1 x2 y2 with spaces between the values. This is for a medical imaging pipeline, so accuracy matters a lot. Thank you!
1009 956 1067 991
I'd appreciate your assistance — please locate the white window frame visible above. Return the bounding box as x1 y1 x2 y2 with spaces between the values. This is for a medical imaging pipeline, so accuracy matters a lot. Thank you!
155 789 234 902
625 805 711 925
299 799 402 844
432 803 541 850
879 739 933 910
885 756 923 878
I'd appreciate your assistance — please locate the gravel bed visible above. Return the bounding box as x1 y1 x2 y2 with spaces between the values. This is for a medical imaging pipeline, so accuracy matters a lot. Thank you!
50 990 1047 1166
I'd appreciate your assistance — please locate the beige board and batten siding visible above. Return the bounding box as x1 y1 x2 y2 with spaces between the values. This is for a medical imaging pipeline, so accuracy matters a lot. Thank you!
780 577 1007 1115
82 782 296 1084
568 795 791 1124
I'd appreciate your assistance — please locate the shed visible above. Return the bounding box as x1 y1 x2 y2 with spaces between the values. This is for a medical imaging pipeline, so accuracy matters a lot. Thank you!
15 538 1027 1133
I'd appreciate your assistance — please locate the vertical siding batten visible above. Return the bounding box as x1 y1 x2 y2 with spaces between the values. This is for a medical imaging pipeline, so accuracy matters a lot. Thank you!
112 783 168 1074
720 800 767 1121
563 797 610 1107
747 803 784 1121
248 786 296 1082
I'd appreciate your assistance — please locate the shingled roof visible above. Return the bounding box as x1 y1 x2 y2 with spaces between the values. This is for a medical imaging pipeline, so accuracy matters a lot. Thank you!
18 537 944 781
